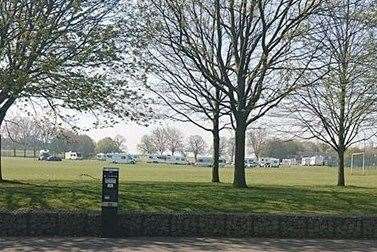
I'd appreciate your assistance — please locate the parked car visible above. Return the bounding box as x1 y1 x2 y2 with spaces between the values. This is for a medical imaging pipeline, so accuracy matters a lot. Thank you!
259 157 280 167
38 149 50 160
245 157 258 168
46 156 62 161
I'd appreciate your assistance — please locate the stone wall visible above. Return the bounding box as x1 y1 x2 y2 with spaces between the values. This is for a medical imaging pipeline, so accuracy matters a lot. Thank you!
0 211 376 238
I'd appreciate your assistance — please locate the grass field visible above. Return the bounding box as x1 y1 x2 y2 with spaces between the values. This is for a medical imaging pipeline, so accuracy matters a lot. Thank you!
0 157 376 215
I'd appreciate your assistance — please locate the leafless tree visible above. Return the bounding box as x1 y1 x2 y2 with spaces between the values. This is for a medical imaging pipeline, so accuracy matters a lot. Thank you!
187 135 207 163
141 0 323 187
247 128 268 159
284 0 377 186
165 127 184 155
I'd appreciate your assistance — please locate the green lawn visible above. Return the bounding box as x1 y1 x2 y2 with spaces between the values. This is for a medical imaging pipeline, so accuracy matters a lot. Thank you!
0 157 376 215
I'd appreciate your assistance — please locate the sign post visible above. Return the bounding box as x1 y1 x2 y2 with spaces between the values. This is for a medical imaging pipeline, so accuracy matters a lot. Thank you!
101 167 119 237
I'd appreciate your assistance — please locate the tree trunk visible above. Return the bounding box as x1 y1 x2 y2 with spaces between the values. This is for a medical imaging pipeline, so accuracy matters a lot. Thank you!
337 149 346 186
33 149 36 157
24 148 26 157
233 120 247 188
194 153 198 163
13 148 16 157
212 129 220 183
0 134 2 182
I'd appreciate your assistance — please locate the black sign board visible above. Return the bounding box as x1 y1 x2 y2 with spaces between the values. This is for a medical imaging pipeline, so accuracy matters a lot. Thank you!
101 167 119 237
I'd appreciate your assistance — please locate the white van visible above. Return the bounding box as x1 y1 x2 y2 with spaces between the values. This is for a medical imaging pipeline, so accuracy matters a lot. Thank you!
65 151 82 160
111 153 136 164
301 157 311 166
309 156 324 166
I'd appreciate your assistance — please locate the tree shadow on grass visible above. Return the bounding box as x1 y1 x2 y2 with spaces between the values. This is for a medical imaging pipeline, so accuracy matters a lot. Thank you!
0 181 376 215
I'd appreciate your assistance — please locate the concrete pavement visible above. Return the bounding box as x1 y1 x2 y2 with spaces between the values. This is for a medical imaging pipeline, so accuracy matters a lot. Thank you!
0 237 376 252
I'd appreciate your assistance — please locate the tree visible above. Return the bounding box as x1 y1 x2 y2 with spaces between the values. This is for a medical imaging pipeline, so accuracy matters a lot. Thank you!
138 135 157 155
72 135 96 158
114 135 127 152
285 0 377 186
247 128 268 159
165 127 184 155
187 135 207 163
150 127 169 155
225 137 236 164
142 0 322 187
95 137 122 154
0 0 149 130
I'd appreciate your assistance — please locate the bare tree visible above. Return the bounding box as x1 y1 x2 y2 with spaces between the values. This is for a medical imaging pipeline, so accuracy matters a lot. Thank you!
142 0 322 187
285 0 377 186
225 136 236 164
165 127 184 155
247 128 268 159
187 135 207 163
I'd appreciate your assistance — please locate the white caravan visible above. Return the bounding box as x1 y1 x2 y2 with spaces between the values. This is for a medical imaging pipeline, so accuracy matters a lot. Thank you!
259 157 280 167
111 153 136 164
166 155 188 165
195 157 226 167
301 157 311 166
65 151 82 160
147 155 189 165
282 158 297 166
309 156 324 166
245 157 258 168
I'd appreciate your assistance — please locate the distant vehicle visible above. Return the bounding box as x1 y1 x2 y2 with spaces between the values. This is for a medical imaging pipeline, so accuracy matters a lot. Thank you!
301 157 311 166
46 156 62 162
281 158 297 166
166 155 188 165
111 153 136 164
96 153 107 161
309 156 324 166
65 151 82 160
245 157 258 168
195 156 226 167
147 154 188 165
38 149 50 161
147 154 167 163
259 157 280 167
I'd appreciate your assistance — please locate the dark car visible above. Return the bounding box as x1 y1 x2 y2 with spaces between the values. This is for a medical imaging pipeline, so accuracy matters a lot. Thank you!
46 156 62 161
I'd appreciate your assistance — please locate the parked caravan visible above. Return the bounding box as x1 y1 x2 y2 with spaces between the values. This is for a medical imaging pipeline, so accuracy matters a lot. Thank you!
245 157 258 168
65 151 82 160
282 158 297 166
195 157 226 167
301 157 311 166
147 154 168 163
111 153 136 164
166 155 188 165
259 157 280 167
310 156 324 166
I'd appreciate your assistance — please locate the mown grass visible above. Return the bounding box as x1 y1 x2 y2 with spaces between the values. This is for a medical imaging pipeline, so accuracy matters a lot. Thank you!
0 157 376 215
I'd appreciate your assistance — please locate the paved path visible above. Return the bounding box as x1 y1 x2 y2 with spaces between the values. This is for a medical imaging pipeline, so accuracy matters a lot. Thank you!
0 237 376 251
